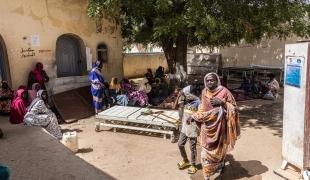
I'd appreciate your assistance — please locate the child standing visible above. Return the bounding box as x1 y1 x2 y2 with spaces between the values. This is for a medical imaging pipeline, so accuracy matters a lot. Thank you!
177 86 200 174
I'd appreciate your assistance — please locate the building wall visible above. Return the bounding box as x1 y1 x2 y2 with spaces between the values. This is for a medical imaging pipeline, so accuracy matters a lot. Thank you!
220 37 304 67
123 53 168 78
0 0 123 89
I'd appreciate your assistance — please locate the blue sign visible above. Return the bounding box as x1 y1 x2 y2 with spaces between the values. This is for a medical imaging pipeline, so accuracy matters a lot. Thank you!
285 57 304 88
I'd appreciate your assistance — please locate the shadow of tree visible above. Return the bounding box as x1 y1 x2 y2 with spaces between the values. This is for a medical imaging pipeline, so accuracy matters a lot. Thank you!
238 99 283 137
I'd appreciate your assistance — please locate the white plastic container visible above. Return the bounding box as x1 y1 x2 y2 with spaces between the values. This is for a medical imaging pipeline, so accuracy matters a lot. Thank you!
62 131 79 153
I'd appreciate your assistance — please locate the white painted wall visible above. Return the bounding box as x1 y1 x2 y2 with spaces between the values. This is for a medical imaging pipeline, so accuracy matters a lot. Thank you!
282 42 309 168
220 37 305 67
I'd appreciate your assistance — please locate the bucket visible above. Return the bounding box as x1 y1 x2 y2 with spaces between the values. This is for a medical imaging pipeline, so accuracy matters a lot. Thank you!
62 131 79 153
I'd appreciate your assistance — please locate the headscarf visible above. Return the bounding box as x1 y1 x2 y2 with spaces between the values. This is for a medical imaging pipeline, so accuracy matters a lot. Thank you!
27 90 46 112
182 85 192 95
10 89 27 124
1 81 8 89
110 77 121 90
28 83 41 104
89 61 104 89
32 62 44 85
138 78 152 93
17 85 27 90
204 72 222 93
0 81 13 95
92 60 102 68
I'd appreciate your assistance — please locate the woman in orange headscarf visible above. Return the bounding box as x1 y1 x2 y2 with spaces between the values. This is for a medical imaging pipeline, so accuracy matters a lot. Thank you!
192 72 240 179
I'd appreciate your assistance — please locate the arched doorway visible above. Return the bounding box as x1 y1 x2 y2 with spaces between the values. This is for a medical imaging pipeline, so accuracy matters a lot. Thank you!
56 34 86 77
0 35 12 86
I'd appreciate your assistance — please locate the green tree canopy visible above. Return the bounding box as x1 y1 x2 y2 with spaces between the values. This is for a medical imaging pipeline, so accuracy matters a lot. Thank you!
87 0 310 72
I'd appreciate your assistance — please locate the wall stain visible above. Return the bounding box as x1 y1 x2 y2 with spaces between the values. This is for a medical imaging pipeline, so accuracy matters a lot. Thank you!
12 5 24 15
29 10 44 27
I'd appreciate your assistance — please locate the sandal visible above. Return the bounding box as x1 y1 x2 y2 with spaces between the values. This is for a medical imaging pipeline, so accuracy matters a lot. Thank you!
187 165 198 174
177 160 190 170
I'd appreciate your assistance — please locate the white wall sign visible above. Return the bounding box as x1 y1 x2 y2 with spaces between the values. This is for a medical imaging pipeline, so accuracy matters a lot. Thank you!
31 34 40 47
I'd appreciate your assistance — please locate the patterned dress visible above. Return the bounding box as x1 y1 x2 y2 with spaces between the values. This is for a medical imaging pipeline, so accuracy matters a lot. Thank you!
24 100 62 139
122 83 148 107
88 65 105 112
192 73 240 179
0 88 13 113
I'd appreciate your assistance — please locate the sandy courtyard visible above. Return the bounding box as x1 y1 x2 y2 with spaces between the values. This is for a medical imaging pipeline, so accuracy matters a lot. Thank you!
0 99 285 180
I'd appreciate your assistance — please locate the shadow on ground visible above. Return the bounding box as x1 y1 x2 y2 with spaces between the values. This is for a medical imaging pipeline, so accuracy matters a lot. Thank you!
62 128 84 133
215 155 268 180
0 117 115 180
191 155 268 180
238 99 283 137
76 147 94 154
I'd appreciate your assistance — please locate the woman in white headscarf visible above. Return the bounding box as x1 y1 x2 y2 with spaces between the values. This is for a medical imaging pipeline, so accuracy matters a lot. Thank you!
192 72 240 179
24 90 62 139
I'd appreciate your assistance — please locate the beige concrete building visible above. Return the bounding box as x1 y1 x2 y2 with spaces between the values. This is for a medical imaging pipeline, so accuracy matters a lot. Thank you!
0 0 123 92
220 37 306 67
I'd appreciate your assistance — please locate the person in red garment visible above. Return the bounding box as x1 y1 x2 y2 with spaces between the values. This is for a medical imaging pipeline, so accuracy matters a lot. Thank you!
9 89 28 124
27 62 49 90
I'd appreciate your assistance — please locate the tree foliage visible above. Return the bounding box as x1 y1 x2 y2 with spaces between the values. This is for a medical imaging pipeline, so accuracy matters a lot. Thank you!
87 0 310 72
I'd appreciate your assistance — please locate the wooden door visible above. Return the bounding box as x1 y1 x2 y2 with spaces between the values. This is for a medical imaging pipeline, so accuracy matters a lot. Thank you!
56 36 82 77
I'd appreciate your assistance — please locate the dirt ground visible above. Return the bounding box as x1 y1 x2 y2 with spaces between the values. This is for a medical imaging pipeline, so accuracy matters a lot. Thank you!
63 98 285 180
0 98 286 180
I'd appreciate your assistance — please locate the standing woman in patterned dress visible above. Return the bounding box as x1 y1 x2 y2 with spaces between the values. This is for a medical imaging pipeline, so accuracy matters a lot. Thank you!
192 73 240 179
88 61 105 113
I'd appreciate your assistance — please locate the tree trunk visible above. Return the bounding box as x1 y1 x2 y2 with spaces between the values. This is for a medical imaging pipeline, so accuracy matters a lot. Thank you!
175 32 188 72
162 38 176 73
162 33 188 73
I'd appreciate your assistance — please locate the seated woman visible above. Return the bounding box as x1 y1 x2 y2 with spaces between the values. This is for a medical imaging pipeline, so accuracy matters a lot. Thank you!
145 68 154 84
262 73 280 100
158 87 182 109
24 90 62 139
110 77 129 106
10 89 28 124
27 62 49 90
0 81 14 114
121 78 148 107
155 66 165 79
110 77 121 93
149 78 169 105
27 83 41 105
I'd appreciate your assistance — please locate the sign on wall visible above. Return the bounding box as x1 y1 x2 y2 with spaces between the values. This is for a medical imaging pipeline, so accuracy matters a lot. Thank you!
285 56 305 88
31 34 40 47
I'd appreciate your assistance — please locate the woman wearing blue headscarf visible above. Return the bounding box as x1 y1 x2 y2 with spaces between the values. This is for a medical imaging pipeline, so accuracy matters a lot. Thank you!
88 61 105 113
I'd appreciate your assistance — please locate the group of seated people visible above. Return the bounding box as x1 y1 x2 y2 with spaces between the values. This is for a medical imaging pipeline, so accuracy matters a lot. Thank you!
233 73 280 101
90 60 201 114
93 65 202 114
0 62 62 139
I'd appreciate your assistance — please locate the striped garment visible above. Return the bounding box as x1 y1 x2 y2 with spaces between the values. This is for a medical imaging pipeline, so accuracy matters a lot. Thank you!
88 65 105 113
